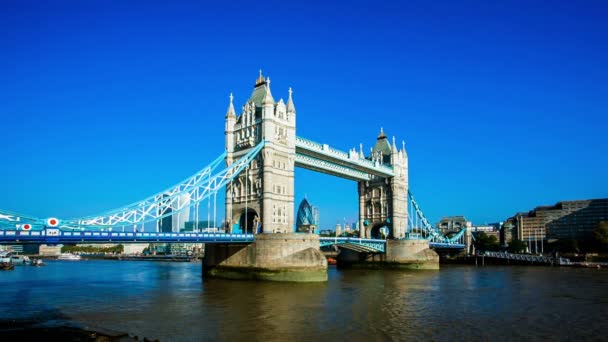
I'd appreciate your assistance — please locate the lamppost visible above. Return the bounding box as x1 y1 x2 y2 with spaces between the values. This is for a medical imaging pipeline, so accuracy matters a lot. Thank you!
533 227 544 255
534 228 538 255
539 227 544 255
504 222 514 252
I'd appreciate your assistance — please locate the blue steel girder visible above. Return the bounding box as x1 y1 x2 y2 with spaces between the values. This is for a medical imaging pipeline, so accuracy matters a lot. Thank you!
320 237 386 253
0 229 255 245
407 190 467 246
0 228 466 250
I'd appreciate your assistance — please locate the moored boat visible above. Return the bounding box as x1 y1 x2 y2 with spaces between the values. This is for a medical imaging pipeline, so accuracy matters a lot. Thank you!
57 253 83 261
10 255 31 265
30 259 45 266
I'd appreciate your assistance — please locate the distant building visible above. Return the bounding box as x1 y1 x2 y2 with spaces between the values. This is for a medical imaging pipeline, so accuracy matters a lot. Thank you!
149 243 202 255
335 223 342 236
473 225 500 243
344 223 351 232
172 194 191 232
436 216 469 235
156 193 191 233
506 198 608 243
471 223 504 242
296 197 319 233
184 221 215 232
122 244 148 255
6 245 23 254
39 244 61 256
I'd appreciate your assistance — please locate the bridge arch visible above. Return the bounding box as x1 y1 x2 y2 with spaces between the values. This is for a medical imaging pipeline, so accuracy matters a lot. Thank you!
235 208 259 234
367 223 392 240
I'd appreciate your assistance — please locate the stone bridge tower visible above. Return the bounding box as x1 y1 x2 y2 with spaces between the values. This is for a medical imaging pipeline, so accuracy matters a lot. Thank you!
358 129 409 239
224 72 296 234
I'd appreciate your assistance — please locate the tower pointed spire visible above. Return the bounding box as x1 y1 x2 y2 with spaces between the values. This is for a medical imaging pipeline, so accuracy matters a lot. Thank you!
378 127 386 140
287 87 296 113
392 136 398 152
226 92 236 118
262 79 274 105
255 69 265 86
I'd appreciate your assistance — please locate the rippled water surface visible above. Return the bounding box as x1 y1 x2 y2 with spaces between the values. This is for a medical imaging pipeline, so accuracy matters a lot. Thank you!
1 260 607 341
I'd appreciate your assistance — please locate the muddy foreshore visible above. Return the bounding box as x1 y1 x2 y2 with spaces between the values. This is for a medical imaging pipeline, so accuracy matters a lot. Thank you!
0 319 158 341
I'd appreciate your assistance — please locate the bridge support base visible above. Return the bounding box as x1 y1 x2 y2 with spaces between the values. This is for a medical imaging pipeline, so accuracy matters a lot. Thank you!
203 233 328 282
338 239 439 270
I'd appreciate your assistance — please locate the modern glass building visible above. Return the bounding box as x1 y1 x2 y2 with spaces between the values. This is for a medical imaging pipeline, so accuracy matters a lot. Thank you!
156 193 191 233
506 198 608 242
296 197 319 233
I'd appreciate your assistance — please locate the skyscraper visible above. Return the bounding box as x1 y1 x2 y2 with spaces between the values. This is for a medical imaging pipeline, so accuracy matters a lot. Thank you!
156 193 191 233
296 197 318 233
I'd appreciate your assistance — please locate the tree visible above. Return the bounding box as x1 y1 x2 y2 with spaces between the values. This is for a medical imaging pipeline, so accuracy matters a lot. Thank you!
474 232 500 252
508 239 527 254
594 221 608 251
556 239 579 254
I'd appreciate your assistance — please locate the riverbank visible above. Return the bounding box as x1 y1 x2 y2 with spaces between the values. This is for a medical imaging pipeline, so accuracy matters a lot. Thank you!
0 319 157 341
441 254 607 268
441 254 562 266
38 254 201 262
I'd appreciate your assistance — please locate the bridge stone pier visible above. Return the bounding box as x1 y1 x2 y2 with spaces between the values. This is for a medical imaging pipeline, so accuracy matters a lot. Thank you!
337 239 439 270
204 234 327 281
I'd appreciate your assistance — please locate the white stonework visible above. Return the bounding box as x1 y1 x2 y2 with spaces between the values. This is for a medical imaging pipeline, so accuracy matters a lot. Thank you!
359 131 409 239
225 72 296 234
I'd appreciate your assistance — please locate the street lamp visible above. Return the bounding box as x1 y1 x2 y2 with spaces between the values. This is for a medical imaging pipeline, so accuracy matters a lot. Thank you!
534 228 538 255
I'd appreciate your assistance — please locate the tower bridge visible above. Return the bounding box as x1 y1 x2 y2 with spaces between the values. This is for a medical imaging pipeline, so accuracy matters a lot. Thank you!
0 72 466 281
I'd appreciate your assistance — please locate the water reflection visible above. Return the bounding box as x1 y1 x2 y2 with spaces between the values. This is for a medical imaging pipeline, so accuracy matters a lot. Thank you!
0 261 607 341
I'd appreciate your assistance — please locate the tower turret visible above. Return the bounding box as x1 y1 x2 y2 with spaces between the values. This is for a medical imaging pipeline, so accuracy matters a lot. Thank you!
390 136 398 164
287 87 296 114
225 93 236 153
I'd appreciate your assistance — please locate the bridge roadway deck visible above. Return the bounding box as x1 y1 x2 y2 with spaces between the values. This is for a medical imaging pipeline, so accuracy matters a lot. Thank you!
0 230 464 250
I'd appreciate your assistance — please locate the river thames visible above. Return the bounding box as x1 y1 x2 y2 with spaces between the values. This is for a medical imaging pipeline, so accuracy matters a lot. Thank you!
1 260 606 341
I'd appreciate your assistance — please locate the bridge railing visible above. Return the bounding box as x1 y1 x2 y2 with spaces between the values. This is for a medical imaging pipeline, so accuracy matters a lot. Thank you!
319 236 386 252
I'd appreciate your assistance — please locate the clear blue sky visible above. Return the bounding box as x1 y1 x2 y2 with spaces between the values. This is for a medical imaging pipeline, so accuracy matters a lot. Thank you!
1 0 607 229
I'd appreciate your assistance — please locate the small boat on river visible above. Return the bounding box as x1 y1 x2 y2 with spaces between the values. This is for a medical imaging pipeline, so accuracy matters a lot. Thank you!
31 259 45 266
10 255 30 265
57 253 83 261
